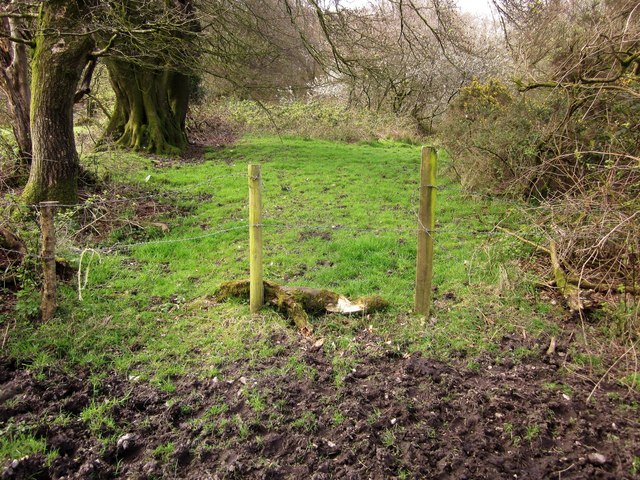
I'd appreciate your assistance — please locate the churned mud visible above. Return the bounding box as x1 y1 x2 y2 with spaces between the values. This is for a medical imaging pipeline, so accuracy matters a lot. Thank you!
1 332 639 479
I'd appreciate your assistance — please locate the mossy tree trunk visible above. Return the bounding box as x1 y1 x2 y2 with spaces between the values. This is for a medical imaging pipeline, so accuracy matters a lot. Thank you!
21 2 94 205
103 61 190 156
0 14 32 165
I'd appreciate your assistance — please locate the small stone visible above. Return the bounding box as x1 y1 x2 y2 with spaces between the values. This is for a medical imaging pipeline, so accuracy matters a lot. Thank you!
326 440 336 448
117 433 137 452
588 453 607 465
390 418 397 425
239 376 247 385
562 394 571 401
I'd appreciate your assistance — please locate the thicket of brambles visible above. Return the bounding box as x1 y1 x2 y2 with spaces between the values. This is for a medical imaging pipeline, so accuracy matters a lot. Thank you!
439 0 639 319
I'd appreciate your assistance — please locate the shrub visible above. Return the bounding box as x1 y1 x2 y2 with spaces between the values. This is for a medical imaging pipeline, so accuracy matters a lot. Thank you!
440 77 640 309
192 98 421 144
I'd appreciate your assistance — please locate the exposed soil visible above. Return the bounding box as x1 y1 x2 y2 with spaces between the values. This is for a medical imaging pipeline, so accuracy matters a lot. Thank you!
71 188 199 246
0 289 16 320
186 115 239 151
1 332 639 479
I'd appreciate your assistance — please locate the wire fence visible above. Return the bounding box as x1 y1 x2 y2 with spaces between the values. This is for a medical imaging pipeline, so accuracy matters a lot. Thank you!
3 160 636 311
2 168 622 262
3 156 638 336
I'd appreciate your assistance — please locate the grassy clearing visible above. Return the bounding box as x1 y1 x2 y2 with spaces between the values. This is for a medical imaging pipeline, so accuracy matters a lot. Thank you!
5 135 561 389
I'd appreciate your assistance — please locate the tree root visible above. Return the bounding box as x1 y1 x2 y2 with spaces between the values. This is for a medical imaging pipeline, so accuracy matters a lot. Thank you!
0 226 27 257
213 279 389 336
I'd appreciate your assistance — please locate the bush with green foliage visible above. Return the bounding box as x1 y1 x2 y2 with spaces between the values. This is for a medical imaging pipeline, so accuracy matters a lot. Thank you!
440 74 639 304
439 79 552 193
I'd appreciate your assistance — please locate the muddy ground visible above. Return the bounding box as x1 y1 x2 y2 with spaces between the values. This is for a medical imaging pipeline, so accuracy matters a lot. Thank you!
1 331 639 480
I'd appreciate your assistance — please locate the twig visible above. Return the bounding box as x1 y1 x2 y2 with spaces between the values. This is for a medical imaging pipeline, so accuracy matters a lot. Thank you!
594 212 639 251
586 346 634 403
546 336 557 355
554 462 575 479
74 213 108 237
77 249 101 301
495 226 550 254
1 317 16 349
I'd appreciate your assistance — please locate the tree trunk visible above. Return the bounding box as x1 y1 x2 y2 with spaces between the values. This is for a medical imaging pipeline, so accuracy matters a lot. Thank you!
21 4 94 205
0 12 32 164
103 60 189 155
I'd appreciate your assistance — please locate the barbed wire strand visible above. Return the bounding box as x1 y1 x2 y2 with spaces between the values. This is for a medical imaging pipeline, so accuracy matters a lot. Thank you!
0 173 248 210
67 224 248 254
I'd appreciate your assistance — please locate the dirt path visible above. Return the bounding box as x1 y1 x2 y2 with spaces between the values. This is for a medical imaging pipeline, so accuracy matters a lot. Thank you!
2 333 639 479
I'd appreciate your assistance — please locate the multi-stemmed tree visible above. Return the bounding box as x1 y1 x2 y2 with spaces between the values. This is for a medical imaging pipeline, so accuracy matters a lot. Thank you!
1 0 488 204
0 1 33 164
1 0 200 204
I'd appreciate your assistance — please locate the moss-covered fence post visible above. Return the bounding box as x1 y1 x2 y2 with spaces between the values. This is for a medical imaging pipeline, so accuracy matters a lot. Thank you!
415 146 437 317
248 164 264 314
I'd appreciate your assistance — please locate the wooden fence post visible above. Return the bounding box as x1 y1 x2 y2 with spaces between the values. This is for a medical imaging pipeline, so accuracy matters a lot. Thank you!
40 201 59 321
248 164 264 314
415 146 437 316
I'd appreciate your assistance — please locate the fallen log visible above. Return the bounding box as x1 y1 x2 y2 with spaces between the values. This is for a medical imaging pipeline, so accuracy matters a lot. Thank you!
213 279 389 336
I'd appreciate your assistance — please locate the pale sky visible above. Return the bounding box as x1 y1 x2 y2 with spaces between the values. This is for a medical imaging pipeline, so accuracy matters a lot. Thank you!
457 0 493 17
341 0 494 18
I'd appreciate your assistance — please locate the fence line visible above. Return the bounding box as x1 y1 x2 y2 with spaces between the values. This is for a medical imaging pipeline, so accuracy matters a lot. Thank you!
4 151 635 321
1 172 627 215
68 224 249 254
0 173 248 211
0 223 611 261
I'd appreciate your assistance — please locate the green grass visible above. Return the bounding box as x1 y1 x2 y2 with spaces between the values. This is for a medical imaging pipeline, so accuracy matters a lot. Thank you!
152 442 175 461
6 135 555 385
80 397 127 443
0 431 50 463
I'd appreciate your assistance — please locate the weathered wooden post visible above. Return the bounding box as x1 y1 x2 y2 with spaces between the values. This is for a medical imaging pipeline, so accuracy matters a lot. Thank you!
415 146 437 316
248 164 264 314
40 201 59 321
